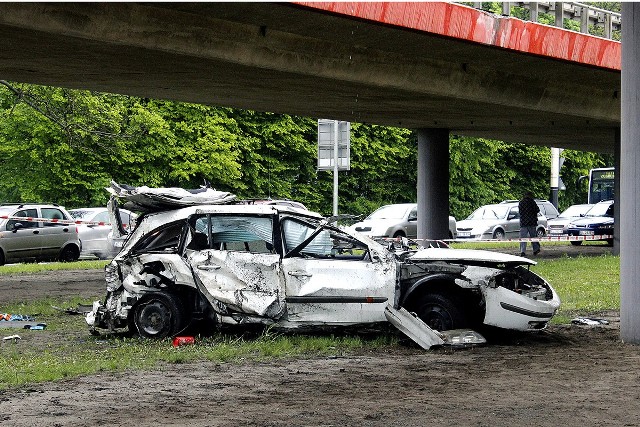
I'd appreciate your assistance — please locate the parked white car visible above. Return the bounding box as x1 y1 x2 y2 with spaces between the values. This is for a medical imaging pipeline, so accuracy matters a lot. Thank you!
349 203 457 240
547 204 593 236
70 207 137 259
87 192 560 348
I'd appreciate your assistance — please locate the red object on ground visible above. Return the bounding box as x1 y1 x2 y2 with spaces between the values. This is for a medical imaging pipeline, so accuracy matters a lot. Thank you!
172 336 195 347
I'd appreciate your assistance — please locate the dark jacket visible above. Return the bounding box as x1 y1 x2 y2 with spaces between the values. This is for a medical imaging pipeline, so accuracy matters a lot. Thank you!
519 196 539 227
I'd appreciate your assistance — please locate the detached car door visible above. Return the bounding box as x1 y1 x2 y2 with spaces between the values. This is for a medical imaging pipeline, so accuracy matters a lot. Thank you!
187 213 286 319
280 217 395 325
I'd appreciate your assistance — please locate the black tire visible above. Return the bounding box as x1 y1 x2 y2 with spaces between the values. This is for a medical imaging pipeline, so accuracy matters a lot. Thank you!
570 241 583 246
0 250 4 266
59 245 80 262
492 229 505 240
392 230 406 238
131 293 185 339
536 228 546 238
606 238 614 246
412 292 467 331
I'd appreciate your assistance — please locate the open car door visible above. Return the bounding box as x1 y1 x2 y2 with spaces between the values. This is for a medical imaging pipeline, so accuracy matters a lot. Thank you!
187 213 286 319
280 217 396 326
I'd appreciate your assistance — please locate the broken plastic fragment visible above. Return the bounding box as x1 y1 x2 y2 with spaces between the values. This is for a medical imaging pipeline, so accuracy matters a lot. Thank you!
440 329 487 346
571 317 610 326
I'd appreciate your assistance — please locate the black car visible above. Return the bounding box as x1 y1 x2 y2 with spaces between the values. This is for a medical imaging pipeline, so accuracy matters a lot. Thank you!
566 200 614 246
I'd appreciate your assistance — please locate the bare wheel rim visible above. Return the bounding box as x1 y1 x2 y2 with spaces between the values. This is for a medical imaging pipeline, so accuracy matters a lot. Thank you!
137 300 172 336
421 304 453 331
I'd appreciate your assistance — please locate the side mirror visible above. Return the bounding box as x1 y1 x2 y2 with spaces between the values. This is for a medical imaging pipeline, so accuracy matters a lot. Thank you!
11 222 24 232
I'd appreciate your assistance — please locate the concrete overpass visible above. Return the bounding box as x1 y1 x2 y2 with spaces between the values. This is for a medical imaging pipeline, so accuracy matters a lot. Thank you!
0 2 620 152
1 2 638 343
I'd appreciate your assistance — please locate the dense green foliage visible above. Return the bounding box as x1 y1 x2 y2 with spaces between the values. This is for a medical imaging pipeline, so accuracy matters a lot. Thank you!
0 83 611 220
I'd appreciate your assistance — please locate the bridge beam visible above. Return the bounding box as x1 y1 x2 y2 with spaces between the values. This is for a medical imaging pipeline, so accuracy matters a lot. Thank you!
417 129 450 241
621 2 640 344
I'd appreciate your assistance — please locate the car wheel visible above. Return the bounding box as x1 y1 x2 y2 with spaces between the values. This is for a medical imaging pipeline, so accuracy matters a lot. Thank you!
59 245 80 262
132 293 185 339
492 229 505 240
392 231 406 238
570 241 583 246
536 228 546 238
0 250 5 266
412 292 467 331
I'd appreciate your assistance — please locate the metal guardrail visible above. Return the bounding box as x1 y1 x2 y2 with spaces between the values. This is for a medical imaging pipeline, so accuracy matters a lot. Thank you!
467 2 621 40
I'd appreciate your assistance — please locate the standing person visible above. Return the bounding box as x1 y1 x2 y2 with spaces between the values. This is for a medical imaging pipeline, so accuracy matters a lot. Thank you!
518 191 540 256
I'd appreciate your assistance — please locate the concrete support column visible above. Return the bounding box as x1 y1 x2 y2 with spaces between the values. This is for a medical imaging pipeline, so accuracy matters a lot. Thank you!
613 128 620 256
620 2 640 344
417 129 450 241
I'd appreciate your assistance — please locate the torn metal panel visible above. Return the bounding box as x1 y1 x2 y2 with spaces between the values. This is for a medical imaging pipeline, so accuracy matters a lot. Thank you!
384 305 445 349
189 249 285 318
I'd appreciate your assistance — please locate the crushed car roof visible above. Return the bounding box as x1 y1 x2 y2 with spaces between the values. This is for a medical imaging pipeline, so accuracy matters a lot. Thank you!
107 181 236 213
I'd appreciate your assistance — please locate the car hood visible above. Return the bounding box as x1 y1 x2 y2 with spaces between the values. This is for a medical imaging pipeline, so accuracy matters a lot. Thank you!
409 247 535 267
547 217 575 226
570 217 614 226
351 218 400 230
456 219 502 229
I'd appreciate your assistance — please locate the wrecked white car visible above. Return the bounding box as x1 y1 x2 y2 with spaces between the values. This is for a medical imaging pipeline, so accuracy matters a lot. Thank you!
87 201 560 348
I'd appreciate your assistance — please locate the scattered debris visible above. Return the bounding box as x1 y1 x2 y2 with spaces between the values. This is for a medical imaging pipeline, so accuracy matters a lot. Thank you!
0 313 35 321
571 317 610 326
0 313 46 330
3 334 21 342
52 305 93 315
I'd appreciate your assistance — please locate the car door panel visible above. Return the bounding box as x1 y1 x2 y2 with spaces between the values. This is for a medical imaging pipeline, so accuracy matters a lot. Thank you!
39 208 73 258
280 217 395 325
281 257 394 324
189 249 285 318
2 208 41 261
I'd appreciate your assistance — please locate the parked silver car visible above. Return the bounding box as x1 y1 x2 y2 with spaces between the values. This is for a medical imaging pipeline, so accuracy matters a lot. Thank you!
500 199 560 220
456 202 547 240
70 207 137 259
87 192 560 348
547 204 593 236
0 203 81 265
349 203 457 240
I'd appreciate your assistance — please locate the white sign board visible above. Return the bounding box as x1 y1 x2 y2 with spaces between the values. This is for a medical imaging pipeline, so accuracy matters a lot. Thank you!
317 119 350 171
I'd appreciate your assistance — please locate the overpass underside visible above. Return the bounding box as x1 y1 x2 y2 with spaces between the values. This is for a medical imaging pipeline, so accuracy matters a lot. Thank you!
0 2 620 153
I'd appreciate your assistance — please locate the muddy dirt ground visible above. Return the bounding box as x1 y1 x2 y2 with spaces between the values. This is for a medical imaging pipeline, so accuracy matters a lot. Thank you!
2 242 638 427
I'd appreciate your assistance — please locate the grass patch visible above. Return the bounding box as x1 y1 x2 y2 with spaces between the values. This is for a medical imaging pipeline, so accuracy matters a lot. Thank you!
0 260 109 275
0 253 620 390
531 254 620 323
0 312 397 390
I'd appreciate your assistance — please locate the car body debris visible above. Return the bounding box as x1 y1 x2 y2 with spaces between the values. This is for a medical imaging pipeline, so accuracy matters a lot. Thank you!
86 183 561 350
571 317 610 326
